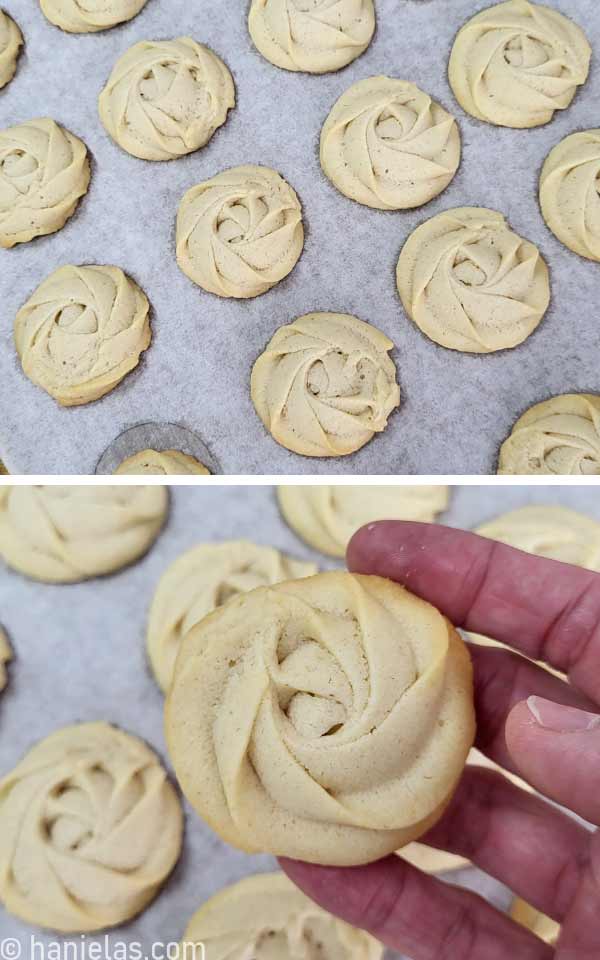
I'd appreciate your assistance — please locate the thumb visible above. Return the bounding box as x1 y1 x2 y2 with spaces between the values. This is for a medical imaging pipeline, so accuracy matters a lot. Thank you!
505 697 600 825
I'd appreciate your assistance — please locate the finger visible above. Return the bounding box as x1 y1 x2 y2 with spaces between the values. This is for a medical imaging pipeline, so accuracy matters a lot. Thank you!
420 766 589 922
348 521 600 705
279 855 552 960
467 643 596 776
559 831 600 958
506 697 600 826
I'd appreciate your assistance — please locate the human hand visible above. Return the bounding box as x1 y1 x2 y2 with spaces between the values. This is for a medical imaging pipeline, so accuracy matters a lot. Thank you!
280 521 600 959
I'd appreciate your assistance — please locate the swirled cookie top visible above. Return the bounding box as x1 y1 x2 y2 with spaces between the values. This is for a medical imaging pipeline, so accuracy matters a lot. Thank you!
114 450 210 476
449 0 591 128
476 505 600 571
396 207 550 353
147 540 318 692
0 118 90 248
278 485 449 557
248 0 375 74
0 9 22 89
99 38 235 161
498 394 600 475
251 312 400 457
181 873 383 960
0 485 168 582
321 77 461 210
177 165 304 298
540 130 600 262
0 722 183 932
15 265 151 406
166 571 475 866
40 0 148 32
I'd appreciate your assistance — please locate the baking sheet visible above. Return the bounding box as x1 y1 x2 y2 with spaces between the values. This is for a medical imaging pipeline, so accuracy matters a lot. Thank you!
0 483 596 954
1 0 600 475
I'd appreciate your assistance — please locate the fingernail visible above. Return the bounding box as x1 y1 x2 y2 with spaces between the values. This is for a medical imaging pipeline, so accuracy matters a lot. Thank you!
527 696 600 733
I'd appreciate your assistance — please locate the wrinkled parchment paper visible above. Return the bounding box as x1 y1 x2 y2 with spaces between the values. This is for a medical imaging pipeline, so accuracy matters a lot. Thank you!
1 0 599 474
1 483 596 953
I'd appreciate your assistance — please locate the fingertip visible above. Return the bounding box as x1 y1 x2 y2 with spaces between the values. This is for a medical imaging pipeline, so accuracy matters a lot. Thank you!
346 520 429 577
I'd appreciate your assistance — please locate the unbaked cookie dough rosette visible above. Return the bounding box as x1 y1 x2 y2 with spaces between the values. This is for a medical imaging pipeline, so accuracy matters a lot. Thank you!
166 571 475 866
278 485 449 557
0 118 90 249
115 450 210 476
449 0 591 129
180 874 383 960
396 207 550 353
320 77 461 210
177 165 304 298
251 313 400 457
0 723 183 933
0 486 168 583
15 265 151 406
248 0 375 74
498 394 600 475
40 0 148 32
99 38 235 161
540 130 600 262
148 541 318 693
0 9 22 89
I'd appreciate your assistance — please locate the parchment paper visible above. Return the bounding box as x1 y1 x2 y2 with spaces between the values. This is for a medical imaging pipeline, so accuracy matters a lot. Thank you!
1 0 600 475
0 483 596 955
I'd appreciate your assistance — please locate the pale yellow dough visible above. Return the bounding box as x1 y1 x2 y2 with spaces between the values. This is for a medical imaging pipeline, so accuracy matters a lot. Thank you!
476 505 600 571
177 165 304 299
321 77 461 210
115 450 210 476
0 118 90 249
0 486 168 583
15 265 151 407
40 0 148 32
0 626 12 692
498 394 600 475
248 0 375 75
278 485 449 558
166 572 475 866
0 9 22 89
0 722 183 933
99 38 235 161
396 207 550 353
449 1 591 129
180 873 383 960
147 540 318 692
511 899 560 945
540 130 600 262
251 313 400 458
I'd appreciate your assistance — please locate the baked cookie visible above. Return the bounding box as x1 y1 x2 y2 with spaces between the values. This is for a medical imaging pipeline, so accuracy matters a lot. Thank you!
180 873 383 960
166 571 475 865
396 207 550 353
115 450 210 476
0 626 12 692
278 485 449 557
0 486 168 583
40 0 148 32
251 312 400 457
0 118 90 248
177 165 304 298
99 38 234 161
540 130 600 262
321 77 461 210
248 0 375 74
0 9 22 89
0 723 182 932
148 540 318 692
449 1 591 129
476 505 600 571
498 394 600 475
511 899 559 945
15 265 151 407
